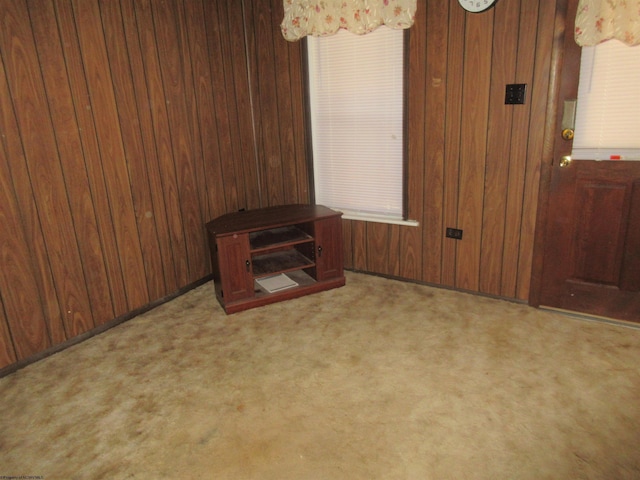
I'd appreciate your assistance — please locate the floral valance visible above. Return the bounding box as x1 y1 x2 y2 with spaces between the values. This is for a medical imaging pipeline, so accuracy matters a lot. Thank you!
575 0 640 46
281 0 417 42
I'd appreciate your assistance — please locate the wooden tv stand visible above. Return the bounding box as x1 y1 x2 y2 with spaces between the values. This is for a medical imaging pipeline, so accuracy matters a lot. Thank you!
206 204 345 314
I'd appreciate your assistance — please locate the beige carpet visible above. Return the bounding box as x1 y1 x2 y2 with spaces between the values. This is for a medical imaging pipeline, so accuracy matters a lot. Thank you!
1 271 639 479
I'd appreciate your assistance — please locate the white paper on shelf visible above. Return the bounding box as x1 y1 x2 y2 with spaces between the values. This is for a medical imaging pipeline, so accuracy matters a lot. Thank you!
255 273 299 293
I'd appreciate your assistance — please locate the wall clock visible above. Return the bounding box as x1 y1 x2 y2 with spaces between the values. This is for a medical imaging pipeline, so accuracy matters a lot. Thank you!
458 0 499 13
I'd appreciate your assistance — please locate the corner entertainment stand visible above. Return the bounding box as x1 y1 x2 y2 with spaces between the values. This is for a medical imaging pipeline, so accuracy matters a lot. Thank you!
206 204 345 314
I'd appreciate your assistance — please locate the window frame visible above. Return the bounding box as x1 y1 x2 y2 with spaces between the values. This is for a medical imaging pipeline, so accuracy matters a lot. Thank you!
302 29 416 226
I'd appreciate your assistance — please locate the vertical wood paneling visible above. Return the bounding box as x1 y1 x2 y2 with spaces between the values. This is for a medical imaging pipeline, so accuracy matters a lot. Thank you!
151 0 207 283
499 0 539 297
134 0 191 289
0 102 50 359
388 225 401 276
479 0 520 295
516 0 559 299
246 1 268 204
1 0 94 338
342 220 354 269
73 0 149 312
100 0 167 301
286 38 310 204
0 0 315 369
244 0 310 208
135 0 190 285
422 0 449 284
205 1 244 212
0 299 17 368
270 1 302 205
456 9 494 291
176 0 210 280
31 0 116 325
120 0 179 294
402 2 427 281
228 2 262 211
184 1 221 225
353 221 368 271
254 2 286 206
0 26 66 347
182 0 211 225
53 0 130 317
366 224 391 274
441 0 465 288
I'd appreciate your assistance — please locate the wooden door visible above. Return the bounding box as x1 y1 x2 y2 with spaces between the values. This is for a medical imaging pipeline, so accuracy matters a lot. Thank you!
537 0 640 323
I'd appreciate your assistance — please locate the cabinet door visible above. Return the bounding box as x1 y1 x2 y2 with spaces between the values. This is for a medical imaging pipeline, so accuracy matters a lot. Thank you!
314 217 344 281
217 234 254 303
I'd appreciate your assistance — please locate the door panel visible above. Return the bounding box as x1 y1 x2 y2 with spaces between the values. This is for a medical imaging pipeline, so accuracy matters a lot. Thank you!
538 0 640 322
540 162 640 321
621 182 640 291
574 175 630 285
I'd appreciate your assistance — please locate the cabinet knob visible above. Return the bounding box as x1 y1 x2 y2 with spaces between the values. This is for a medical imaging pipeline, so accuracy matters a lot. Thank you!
317 245 323 258
245 260 251 272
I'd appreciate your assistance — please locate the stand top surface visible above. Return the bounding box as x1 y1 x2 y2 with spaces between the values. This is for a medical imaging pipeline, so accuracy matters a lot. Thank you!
206 204 341 236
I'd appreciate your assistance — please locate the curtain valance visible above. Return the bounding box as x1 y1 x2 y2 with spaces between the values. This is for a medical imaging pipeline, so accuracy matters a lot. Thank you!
281 0 416 42
575 0 640 46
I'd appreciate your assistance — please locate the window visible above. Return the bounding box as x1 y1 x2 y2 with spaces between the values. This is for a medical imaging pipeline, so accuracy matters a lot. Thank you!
306 27 415 225
573 40 640 161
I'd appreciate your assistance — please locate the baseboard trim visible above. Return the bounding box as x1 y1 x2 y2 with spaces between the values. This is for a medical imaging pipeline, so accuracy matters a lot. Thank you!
539 306 640 330
0 274 214 379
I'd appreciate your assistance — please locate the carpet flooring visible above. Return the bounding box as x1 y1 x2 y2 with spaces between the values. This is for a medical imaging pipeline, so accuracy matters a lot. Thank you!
1 271 639 479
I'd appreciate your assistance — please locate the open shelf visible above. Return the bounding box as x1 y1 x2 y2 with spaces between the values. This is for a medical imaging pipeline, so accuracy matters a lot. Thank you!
253 269 317 297
251 249 314 277
249 225 313 252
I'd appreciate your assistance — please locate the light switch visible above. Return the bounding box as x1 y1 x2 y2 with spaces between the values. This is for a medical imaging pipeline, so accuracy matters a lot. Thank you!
505 84 527 105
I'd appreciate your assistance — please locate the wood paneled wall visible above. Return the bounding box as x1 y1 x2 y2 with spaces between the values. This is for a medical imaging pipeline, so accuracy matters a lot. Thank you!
0 0 560 371
0 0 307 370
343 0 558 302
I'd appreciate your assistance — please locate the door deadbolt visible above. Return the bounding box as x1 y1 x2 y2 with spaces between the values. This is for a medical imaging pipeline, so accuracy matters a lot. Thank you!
561 128 574 141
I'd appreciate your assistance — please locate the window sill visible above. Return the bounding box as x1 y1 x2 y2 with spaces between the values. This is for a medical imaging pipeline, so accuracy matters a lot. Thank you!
337 209 419 227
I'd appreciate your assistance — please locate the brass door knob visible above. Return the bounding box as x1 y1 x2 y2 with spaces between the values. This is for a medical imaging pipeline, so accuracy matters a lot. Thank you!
559 155 572 168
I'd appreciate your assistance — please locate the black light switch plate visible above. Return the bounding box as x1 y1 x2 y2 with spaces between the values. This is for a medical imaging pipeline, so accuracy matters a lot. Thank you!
505 83 527 105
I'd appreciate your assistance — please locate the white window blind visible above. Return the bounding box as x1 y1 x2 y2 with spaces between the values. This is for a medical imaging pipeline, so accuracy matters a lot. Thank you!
573 40 640 161
307 27 406 222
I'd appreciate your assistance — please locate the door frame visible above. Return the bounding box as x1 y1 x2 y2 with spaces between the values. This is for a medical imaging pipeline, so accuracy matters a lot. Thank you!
529 0 574 308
